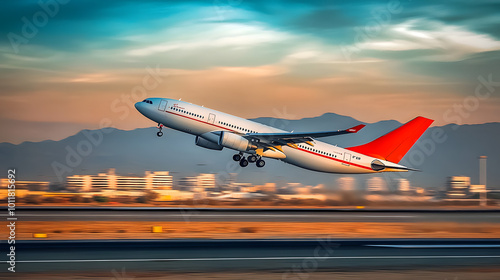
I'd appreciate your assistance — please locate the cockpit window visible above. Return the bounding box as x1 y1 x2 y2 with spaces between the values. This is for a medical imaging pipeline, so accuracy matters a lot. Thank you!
142 99 153 104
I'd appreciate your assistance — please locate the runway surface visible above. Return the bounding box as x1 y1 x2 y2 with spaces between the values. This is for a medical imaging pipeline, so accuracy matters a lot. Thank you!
2 239 500 273
6 208 500 223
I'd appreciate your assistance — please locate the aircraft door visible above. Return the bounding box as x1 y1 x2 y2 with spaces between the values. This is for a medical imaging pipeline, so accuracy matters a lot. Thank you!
343 153 352 165
158 100 168 111
208 113 216 124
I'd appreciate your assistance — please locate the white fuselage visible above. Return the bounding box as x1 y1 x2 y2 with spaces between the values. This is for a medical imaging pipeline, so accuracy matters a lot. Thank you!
135 98 402 174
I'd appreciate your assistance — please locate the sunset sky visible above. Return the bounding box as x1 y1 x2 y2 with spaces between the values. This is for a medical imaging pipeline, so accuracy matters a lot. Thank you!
1 0 500 144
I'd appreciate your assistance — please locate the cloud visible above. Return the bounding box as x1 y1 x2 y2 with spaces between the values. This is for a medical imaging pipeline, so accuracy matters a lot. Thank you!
350 19 500 62
1 0 500 144
126 22 292 57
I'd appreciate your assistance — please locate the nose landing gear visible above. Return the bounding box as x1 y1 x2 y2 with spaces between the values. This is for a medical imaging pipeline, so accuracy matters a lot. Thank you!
157 124 164 137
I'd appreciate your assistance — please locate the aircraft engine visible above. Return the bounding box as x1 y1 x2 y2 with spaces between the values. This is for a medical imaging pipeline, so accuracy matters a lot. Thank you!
218 131 256 152
195 133 223 150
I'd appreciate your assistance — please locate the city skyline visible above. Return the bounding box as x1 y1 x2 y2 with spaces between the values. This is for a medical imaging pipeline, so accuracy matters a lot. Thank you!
1 115 498 189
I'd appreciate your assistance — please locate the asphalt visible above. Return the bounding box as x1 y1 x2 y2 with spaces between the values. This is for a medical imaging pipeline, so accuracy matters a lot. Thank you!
2 239 500 273
5 208 500 223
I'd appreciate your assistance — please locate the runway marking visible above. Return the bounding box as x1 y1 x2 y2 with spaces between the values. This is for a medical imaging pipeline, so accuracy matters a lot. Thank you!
367 244 500 248
1 214 415 218
14 255 500 263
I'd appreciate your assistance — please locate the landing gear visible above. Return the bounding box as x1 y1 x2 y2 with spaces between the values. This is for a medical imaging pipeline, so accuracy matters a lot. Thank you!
156 123 164 137
239 157 249 167
248 154 258 163
234 153 265 168
233 153 242 161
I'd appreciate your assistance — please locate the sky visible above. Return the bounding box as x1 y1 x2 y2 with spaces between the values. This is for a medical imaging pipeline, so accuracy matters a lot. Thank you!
1 0 500 144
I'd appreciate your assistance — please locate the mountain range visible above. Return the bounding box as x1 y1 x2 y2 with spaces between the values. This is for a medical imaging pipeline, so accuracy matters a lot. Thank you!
1 113 498 190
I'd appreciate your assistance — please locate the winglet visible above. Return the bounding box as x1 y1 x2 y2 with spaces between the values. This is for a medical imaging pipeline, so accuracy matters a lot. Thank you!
347 124 365 133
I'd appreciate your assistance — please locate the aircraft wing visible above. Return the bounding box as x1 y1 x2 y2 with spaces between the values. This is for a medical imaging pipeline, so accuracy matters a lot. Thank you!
246 124 365 144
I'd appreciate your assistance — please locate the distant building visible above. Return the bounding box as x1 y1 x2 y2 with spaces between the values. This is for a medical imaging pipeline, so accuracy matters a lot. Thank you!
254 183 276 193
366 177 387 193
0 179 49 191
337 177 355 192
446 176 471 198
470 184 486 193
178 173 217 192
197 173 216 191
295 186 311 195
396 179 411 194
311 184 326 194
0 179 50 199
66 169 172 192
226 173 238 189
177 176 198 191
276 183 303 194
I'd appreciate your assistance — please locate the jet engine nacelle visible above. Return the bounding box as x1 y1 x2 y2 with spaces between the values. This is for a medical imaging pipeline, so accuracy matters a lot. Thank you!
195 133 223 150
218 131 256 152
371 159 386 171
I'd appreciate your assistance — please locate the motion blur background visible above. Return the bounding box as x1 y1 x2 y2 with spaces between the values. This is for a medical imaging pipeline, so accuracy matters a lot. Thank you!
1 0 500 279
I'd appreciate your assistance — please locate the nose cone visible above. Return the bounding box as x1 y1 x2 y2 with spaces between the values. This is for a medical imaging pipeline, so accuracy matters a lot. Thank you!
135 102 146 115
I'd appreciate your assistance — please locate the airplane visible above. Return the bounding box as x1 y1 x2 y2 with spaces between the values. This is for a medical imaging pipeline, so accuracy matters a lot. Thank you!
135 98 433 174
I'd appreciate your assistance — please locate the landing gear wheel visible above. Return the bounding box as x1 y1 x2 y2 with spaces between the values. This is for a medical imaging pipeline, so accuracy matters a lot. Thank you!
157 123 164 137
248 154 258 163
233 154 242 161
239 158 249 167
256 159 265 168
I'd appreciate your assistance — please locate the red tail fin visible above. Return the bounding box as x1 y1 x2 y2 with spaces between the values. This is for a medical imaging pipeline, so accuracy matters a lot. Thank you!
347 116 434 163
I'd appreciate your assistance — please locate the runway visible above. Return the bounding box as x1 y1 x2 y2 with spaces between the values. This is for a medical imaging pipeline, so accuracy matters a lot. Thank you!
6 208 500 223
2 239 500 273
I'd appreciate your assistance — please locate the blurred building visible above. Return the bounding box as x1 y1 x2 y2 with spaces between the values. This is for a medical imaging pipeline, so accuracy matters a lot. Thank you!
337 177 355 192
0 179 49 191
67 169 172 192
446 176 471 198
311 184 326 194
178 173 216 192
396 179 411 194
479 156 487 206
232 183 253 192
177 176 197 191
295 186 311 195
366 177 388 193
254 183 276 193
198 173 216 191
276 183 304 194
226 173 238 189
470 184 486 193
0 179 50 198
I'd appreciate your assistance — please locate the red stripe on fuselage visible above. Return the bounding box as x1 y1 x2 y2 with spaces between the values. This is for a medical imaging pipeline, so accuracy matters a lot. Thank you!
296 147 372 171
164 109 238 133
164 109 372 171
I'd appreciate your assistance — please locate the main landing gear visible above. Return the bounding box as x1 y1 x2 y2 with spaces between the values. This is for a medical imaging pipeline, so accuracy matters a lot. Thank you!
248 155 257 162
156 123 164 137
233 153 265 168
